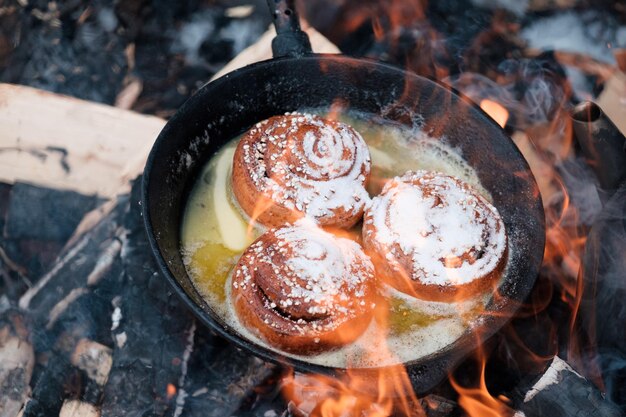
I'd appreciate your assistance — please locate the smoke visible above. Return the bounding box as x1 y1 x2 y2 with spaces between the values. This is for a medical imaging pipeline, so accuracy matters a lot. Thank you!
579 186 626 409
522 11 626 97
172 12 216 65
171 10 265 66
444 56 570 130
556 158 603 227
522 11 626 63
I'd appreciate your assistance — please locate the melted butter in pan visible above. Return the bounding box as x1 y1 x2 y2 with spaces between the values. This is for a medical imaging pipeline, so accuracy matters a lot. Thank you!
181 110 493 368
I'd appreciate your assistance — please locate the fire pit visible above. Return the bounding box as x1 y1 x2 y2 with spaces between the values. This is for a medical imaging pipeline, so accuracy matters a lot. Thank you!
1 0 625 416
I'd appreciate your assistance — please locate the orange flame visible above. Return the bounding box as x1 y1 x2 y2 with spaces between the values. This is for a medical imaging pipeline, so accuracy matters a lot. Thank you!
326 98 348 122
480 99 509 128
450 366 514 417
282 361 424 417
275 245 427 417
249 68 591 412
449 323 515 417
372 17 385 41
246 194 275 239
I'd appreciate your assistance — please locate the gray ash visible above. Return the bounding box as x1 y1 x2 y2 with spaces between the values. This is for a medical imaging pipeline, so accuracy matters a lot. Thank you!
0 0 269 115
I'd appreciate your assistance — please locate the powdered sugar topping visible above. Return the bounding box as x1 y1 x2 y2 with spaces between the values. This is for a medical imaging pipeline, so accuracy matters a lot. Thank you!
232 219 375 332
239 113 371 224
367 171 506 286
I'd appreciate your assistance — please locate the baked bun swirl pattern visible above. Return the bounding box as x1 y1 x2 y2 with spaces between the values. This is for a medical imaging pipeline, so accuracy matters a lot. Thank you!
232 113 371 229
231 220 376 354
363 171 507 302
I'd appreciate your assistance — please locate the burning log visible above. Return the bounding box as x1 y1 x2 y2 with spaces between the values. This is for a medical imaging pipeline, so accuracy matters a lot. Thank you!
280 371 458 417
509 356 623 417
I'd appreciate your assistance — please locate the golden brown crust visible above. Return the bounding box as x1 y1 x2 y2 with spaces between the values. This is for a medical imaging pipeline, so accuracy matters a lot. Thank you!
231 221 377 354
232 113 371 229
362 171 508 302
364 244 507 302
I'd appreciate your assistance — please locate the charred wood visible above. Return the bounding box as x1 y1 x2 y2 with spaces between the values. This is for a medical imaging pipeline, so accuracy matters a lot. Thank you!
20 352 71 417
0 309 34 417
17 196 127 314
4 182 103 243
0 183 11 233
0 178 285 416
0 181 102 294
509 356 623 417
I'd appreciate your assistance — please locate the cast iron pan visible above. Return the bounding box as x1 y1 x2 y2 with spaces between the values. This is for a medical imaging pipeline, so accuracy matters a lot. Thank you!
142 0 545 395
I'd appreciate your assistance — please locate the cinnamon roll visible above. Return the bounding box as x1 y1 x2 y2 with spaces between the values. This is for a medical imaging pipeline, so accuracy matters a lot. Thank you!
363 171 507 302
232 113 371 229
231 220 376 354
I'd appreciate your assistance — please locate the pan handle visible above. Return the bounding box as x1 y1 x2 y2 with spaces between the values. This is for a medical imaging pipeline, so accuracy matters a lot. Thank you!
266 0 312 58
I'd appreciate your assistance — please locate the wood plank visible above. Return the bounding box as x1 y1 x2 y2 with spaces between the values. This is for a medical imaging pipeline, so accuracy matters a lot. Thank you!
0 23 339 197
0 83 165 197
211 24 340 81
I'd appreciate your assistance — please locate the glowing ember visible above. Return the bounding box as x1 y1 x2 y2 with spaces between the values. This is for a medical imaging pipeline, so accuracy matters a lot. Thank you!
166 383 176 400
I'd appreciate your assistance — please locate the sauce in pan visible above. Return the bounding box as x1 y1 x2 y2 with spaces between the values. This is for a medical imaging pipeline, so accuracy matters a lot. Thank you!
180 109 500 368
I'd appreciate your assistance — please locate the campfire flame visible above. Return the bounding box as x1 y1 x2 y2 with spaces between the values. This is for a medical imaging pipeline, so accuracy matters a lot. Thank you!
249 4 605 413
246 194 275 239
245 91 589 417
282 364 422 417
449 357 515 417
281 301 426 417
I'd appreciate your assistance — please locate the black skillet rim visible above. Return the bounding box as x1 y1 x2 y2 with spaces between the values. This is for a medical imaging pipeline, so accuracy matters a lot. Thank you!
142 53 546 392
